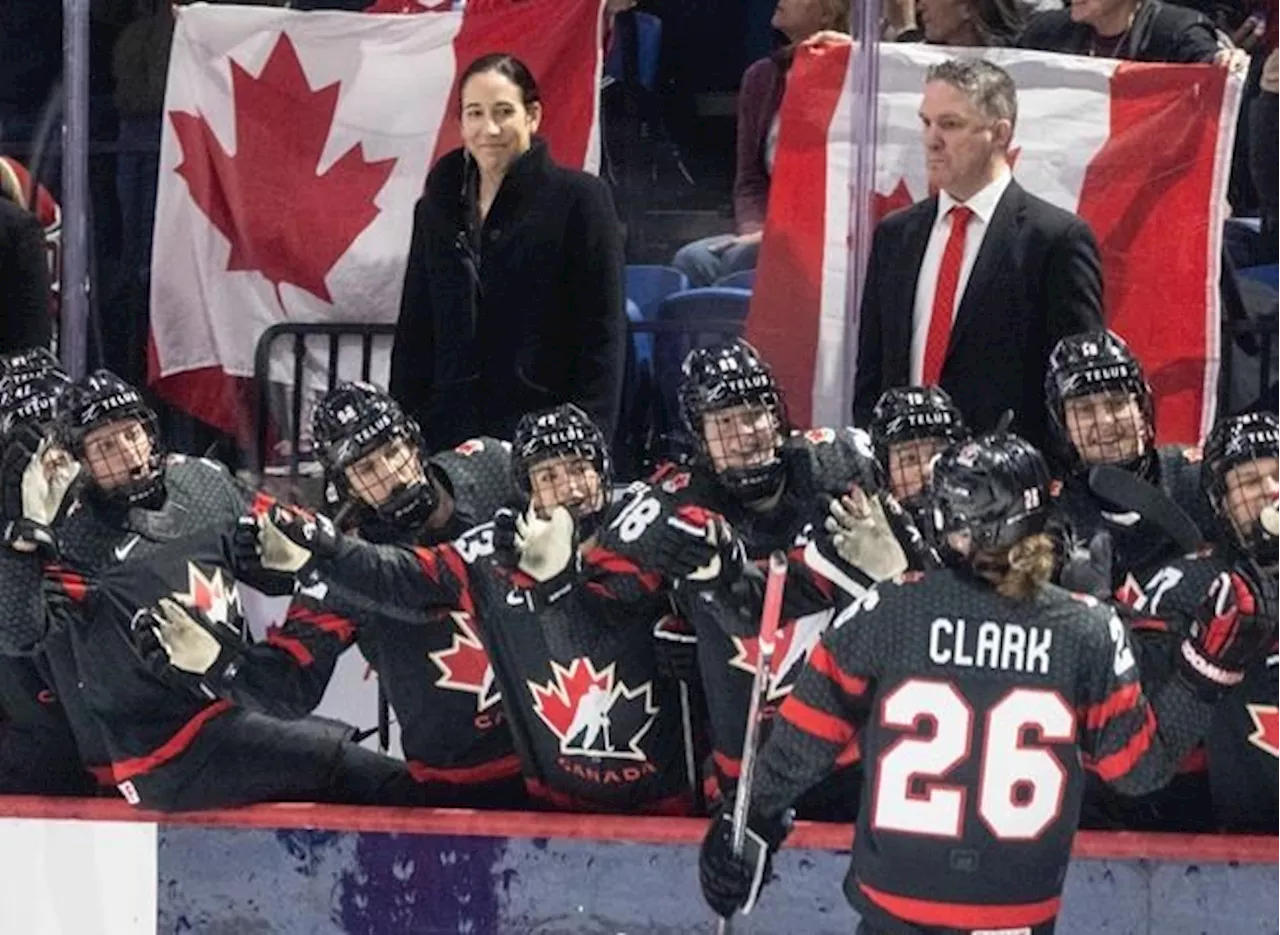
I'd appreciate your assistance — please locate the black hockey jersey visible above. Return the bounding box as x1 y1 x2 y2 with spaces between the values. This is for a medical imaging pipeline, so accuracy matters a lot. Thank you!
0 654 97 794
1208 651 1279 833
1052 445 1214 587
206 437 523 786
309 520 690 814
38 456 261 784
750 569 1214 932
606 428 910 812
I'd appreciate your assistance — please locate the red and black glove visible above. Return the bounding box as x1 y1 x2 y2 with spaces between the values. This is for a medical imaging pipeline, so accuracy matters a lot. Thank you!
1180 567 1277 696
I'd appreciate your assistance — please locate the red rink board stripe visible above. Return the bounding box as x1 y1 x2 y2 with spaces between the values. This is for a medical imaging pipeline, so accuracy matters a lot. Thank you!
0 796 1274 864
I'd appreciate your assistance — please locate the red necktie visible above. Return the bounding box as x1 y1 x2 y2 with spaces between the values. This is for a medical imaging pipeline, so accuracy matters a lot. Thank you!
922 204 973 386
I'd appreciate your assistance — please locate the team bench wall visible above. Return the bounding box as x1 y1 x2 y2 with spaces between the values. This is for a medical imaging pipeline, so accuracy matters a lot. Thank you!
0 797 1275 934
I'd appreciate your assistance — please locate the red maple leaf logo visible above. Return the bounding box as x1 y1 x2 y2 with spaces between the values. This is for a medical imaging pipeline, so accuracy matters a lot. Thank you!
729 611 828 702
428 612 500 712
1246 704 1279 759
872 178 915 223
169 34 397 307
172 563 239 629
529 659 612 739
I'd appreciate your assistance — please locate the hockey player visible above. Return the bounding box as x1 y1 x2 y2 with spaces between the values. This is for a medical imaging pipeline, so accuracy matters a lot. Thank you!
581 341 929 819
1044 330 1214 595
0 360 96 794
698 432 1272 933
142 381 525 806
1192 412 1280 824
6 370 423 811
868 386 970 534
254 404 693 814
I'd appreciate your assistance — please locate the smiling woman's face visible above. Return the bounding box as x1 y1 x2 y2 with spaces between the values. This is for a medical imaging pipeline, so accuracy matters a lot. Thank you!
460 69 541 176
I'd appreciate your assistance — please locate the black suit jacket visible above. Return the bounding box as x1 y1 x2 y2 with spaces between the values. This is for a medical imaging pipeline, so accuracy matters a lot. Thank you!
852 180 1104 449
0 198 53 354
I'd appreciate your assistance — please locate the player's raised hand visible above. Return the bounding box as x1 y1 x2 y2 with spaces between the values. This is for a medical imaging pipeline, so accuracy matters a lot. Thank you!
258 503 338 574
4 436 77 556
824 486 909 582
1181 568 1277 695
698 806 789 918
514 503 579 583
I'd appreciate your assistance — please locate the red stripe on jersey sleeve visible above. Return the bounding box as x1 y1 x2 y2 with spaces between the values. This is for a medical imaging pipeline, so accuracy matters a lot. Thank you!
46 565 88 603
1080 682 1142 730
858 881 1061 929
1086 706 1157 781
807 644 869 699
713 750 741 779
111 700 235 782
266 627 314 666
1130 616 1170 633
779 695 855 747
287 604 356 643
583 545 664 593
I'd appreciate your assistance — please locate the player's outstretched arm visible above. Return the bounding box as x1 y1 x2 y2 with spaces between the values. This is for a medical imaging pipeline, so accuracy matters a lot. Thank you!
255 503 469 622
1082 572 1275 796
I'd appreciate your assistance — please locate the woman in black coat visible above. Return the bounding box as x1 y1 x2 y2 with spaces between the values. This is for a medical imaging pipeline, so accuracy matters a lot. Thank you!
390 53 626 453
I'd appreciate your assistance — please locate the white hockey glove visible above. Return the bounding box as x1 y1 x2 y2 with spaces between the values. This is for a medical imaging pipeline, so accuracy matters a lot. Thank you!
257 503 338 574
8 437 79 554
515 504 578 583
824 487 909 582
148 598 222 675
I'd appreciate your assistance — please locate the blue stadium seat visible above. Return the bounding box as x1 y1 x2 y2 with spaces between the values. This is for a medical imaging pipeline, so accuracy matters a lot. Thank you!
714 268 756 290
603 11 662 92
624 264 687 370
649 287 753 456
1238 264 1279 292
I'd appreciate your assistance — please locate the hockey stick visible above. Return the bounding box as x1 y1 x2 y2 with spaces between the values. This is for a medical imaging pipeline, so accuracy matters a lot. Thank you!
678 681 705 815
1087 464 1205 555
717 551 788 935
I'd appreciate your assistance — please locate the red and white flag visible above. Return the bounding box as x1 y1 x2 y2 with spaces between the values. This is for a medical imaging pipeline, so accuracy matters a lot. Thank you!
149 0 604 441
748 43 1243 445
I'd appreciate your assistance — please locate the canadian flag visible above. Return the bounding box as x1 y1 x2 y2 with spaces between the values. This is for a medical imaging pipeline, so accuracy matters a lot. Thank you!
148 0 604 442
747 43 1243 445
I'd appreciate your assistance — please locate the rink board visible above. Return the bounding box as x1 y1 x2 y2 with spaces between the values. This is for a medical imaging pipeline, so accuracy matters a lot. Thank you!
0 798 1275 934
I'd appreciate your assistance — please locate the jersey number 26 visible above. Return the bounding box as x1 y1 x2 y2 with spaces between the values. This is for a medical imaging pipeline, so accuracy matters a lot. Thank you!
872 678 1073 842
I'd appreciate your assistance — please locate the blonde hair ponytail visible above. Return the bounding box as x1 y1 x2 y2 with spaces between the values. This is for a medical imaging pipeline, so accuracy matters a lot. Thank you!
972 533 1056 600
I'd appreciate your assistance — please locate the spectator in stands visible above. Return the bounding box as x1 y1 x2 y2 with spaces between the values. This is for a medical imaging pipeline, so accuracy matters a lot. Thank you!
1252 47 1278 261
915 0 1032 45
0 183 53 354
391 53 626 452
1017 0 1224 62
851 58 1103 450
669 0 850 288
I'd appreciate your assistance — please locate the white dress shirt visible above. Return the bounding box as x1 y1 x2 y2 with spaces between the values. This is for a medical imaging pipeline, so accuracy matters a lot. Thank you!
909 168 1014 385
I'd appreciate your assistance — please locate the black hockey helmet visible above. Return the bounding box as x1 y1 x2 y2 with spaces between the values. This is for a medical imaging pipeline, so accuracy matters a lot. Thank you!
311 380 437 528
1045 331 1155 475
513 403 611 533
870 386 969 505
0 347 60 383
1202 411 1278 565
0 368 72 439
57 370 165 507
931 432 1053 563
678 339 789 501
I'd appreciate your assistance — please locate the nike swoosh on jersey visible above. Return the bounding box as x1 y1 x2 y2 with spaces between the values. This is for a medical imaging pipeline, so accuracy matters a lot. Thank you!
114 535 142 562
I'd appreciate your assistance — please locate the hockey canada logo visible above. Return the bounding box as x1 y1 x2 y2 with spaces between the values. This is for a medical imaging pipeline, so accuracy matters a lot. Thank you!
428 612 500 712
528 659 657 761
729 611 829 702
171 563 240 628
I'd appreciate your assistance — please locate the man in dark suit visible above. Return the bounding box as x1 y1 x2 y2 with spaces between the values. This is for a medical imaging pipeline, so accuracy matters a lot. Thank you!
852 58 1103 449
0 193 53 354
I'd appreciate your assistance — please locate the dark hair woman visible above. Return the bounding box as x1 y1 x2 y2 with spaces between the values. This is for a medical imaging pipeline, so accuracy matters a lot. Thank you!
390 53 626 453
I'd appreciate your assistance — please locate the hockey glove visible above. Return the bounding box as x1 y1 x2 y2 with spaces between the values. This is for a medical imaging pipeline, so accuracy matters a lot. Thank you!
146 597 242 676
491 507 520 566
1059 530 1114 600
1179 568 1277 696
230 514 296 597
656 505 722 580
698 805 791 918
652 613 699 683
823 487 909 582
0 420 43 521
5 437 77 556
258 503 339 574
514 504 579 583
